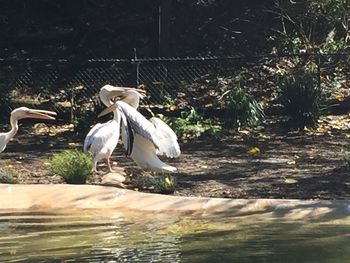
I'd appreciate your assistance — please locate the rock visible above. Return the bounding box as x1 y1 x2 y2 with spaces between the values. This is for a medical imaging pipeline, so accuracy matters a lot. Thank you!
101 167 127 187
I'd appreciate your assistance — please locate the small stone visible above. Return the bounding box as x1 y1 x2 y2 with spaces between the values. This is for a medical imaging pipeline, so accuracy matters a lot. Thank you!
101 170 127 187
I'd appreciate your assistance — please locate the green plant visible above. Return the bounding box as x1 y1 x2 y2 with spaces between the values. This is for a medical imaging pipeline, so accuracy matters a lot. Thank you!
136 173 176 194
49 150 93 184
170 107 222 138
0 167 15 183
222 84 264 129
279 70 325 128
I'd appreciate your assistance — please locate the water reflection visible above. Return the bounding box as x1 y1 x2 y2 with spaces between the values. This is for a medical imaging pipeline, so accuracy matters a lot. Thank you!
0 210 349 262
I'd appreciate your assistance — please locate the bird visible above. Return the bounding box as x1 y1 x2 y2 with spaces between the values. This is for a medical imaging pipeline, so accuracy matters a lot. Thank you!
83 85 145 173
0 107 56 153
98 87 181 174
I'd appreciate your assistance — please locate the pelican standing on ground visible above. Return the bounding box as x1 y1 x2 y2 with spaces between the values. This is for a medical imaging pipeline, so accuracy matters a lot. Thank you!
98 86 181 173
83 85 145 173
0 107 56 153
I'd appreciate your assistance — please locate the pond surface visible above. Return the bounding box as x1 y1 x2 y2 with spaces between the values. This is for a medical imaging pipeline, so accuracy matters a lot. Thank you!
0 210 349 262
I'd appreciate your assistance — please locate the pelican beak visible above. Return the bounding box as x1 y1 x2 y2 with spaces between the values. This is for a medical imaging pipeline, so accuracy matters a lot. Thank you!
109 86 146 97
116 86 146 93
126 87 147 94
22 109 57 120
98 104 118 118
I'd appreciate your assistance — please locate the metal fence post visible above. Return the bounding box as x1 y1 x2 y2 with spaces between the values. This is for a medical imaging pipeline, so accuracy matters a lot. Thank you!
134 48 140 86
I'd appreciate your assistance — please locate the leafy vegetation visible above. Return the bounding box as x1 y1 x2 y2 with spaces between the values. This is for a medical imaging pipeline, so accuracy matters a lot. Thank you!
279 69 326 128
0 168 15 184
49 150 93 184
273 0 349 53
221 84 265 130
170 83 265 138
170 107 222 139
136 173 176 194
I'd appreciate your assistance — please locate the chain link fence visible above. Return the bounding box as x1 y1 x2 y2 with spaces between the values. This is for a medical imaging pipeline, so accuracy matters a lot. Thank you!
0 53 349 122
0 59 134 115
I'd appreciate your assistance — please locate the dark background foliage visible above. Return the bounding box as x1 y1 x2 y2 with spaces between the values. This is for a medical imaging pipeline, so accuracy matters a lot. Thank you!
0 0 277 59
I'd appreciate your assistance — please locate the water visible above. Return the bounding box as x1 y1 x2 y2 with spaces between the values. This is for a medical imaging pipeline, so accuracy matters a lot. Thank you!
0 210 349 262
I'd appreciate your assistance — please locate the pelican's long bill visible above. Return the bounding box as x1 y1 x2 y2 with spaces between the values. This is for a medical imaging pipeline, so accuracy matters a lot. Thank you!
98 104 118 118
108 87 146 100
22 109 57 120
119 86 147 94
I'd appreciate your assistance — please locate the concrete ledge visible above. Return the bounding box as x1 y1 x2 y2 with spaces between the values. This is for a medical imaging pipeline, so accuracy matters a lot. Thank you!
0 184 350 221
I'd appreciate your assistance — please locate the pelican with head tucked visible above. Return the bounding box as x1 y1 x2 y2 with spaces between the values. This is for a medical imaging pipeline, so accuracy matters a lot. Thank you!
98 86 181 174
83 85 145 173
0 107 56 153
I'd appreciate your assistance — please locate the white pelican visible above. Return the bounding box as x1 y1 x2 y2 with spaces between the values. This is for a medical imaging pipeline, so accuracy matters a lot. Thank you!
98 89 181 173
83 85 145 173
0 107 56 153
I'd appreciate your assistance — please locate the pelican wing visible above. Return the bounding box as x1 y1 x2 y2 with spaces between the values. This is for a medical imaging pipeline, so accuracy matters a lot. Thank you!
120 122 128 152
84 121 116 153
116 101 160 149
149 117 181 158
84 122 104 152
120 110 134 156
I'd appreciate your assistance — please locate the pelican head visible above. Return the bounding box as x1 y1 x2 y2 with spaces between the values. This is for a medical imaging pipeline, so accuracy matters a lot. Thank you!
11 107 57 121
99 85 146 108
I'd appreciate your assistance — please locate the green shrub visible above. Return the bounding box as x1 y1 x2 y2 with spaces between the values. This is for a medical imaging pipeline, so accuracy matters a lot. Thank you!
222 84 264 129
170 107 222 138
279 70 325 128
0 168 15 184
136 173 176 194
49 150 93 184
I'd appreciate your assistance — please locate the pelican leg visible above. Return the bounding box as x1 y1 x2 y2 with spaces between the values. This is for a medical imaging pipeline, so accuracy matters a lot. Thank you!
92 160 98 173
106 158 115 173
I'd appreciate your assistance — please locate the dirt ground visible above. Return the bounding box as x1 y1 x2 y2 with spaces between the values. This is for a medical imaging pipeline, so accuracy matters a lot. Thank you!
0 114 350 200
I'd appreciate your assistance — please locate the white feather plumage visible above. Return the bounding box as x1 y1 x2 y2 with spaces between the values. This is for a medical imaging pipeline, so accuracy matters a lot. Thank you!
83 119 120 172
117 100 181 173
